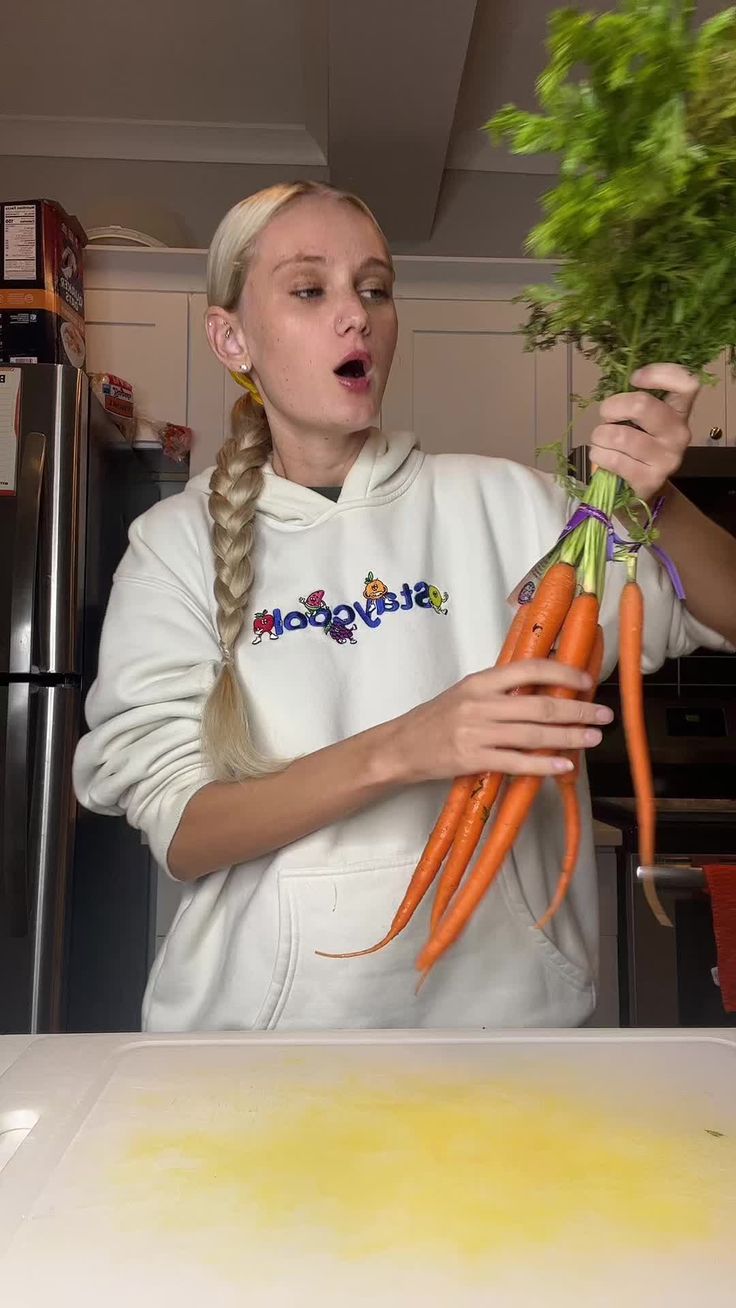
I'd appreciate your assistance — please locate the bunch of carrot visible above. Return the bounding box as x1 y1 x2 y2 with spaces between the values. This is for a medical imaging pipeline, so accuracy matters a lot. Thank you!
319 471 658 980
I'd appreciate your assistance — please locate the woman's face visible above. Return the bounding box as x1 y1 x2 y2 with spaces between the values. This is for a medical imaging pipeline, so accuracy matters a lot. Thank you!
230 195 398 437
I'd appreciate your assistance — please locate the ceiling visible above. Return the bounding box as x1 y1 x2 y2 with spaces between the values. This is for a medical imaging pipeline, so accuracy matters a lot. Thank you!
0 0 727 246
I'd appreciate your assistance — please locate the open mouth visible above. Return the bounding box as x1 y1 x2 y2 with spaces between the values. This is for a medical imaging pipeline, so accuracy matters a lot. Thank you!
335 359 367 379
334 353 372 392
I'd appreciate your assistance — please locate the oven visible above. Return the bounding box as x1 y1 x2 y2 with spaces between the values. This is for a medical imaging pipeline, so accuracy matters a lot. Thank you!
570 446 736 1027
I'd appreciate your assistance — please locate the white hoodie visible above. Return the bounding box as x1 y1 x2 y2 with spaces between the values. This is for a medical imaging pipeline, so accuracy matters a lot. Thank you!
73 430 728 1032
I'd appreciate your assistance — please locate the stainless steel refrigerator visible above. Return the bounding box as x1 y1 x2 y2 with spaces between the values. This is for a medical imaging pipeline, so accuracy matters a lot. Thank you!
0 364 185 1034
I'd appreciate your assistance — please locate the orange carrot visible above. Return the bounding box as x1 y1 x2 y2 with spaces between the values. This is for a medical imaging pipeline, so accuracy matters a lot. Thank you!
535 780 582 932
315 605 527 961
427 564 578 926
535 624 605 930
430 773 502 929
619 576 667 926
508 562 577 663
500 597 529 660
619 579 655 863
315 774 476 960
417 591 600 978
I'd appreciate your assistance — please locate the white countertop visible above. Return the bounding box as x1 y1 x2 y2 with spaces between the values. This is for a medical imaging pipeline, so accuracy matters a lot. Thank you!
1 1029 734 1307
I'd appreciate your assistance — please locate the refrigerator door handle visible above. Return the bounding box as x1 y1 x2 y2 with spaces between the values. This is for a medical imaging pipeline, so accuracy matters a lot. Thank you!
9 431 46 676
28 684 78 1031
2 681 31 937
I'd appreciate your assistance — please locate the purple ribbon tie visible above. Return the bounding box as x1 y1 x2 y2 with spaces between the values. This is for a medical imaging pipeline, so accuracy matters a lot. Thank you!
556 500 686 601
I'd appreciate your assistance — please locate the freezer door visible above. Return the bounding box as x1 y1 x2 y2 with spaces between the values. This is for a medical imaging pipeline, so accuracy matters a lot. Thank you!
0 682 78 1033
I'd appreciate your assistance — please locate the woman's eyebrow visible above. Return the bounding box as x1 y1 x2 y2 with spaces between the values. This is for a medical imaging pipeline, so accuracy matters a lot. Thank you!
273 253 326 271
273 253 394 277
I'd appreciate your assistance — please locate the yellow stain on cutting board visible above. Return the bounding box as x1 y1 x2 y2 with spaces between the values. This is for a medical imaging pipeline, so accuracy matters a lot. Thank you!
114 1073 730 1268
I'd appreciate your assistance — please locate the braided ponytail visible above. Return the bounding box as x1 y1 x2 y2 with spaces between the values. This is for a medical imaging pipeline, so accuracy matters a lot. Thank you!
202 181 388 779
201 392 279 778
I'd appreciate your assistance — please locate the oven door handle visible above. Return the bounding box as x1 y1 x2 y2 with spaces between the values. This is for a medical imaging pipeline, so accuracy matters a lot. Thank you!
637 863 708 892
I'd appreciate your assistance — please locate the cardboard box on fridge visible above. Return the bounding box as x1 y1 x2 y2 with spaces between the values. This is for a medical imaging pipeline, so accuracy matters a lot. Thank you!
0 199 87 367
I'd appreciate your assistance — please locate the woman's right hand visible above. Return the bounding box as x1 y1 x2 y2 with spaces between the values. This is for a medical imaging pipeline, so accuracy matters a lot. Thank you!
387 660 615 785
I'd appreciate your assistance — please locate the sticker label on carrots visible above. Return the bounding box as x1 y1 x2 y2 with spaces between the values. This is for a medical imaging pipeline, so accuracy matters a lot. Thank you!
507 544 560 610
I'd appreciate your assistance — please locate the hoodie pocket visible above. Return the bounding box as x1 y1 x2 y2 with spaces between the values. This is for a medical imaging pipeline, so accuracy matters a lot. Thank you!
251 856 429 1031
497 848 594 998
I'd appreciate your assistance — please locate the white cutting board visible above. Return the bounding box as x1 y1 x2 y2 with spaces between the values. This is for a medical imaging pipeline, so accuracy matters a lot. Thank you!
0 1036 31 1078
0 1031 734 1307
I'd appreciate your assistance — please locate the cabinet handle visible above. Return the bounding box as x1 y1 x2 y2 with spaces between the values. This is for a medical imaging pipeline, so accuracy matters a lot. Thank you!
708 426 724 442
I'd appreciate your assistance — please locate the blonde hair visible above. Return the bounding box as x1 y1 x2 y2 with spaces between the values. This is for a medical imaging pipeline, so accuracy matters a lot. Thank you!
202 181 388 780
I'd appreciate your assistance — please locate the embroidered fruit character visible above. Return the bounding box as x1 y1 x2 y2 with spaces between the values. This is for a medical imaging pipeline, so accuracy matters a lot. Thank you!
428 584 449 615
252 611 278 644
326 618 357 645
363 571 388 602
299 588 328 617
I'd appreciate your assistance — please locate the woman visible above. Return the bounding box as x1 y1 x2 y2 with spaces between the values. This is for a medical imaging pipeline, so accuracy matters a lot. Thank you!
74 180 736 1032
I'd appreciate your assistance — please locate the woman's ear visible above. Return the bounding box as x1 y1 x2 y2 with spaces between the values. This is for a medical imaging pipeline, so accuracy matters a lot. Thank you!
205 308 251 372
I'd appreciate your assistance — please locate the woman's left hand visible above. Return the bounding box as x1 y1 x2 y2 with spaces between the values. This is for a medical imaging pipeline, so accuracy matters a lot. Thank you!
589 362 700 503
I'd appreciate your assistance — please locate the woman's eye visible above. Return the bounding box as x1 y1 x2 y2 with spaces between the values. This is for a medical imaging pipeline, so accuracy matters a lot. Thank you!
291 285 391 303
361 286 391 301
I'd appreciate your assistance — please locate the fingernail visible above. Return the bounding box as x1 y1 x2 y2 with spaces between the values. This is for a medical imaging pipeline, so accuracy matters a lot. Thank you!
595 707 614 723
584 729 602 745
580 673 593 688
554 758 574 772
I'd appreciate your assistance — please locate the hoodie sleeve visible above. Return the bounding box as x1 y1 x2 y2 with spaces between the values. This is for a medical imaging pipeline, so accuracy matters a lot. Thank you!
72 501 219 874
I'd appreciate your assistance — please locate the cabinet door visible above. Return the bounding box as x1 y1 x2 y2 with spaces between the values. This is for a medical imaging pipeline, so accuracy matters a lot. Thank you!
570 347 731 448
727 361 736 447
381 299 568 467
187 293 244 477
85 290 189 424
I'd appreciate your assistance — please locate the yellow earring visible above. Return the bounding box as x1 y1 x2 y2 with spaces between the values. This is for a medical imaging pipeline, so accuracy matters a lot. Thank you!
231 365 265 407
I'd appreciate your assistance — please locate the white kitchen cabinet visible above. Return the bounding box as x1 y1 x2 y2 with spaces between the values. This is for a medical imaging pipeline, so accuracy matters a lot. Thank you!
727 360 736 445
84 289 189 425
381 298 568 467
570 345 732 449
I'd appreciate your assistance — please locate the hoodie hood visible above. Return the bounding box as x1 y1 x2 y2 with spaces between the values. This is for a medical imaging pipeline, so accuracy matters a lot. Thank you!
187 429 422 529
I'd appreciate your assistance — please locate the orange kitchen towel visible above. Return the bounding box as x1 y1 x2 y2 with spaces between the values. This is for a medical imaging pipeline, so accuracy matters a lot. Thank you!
704 864 736 1013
